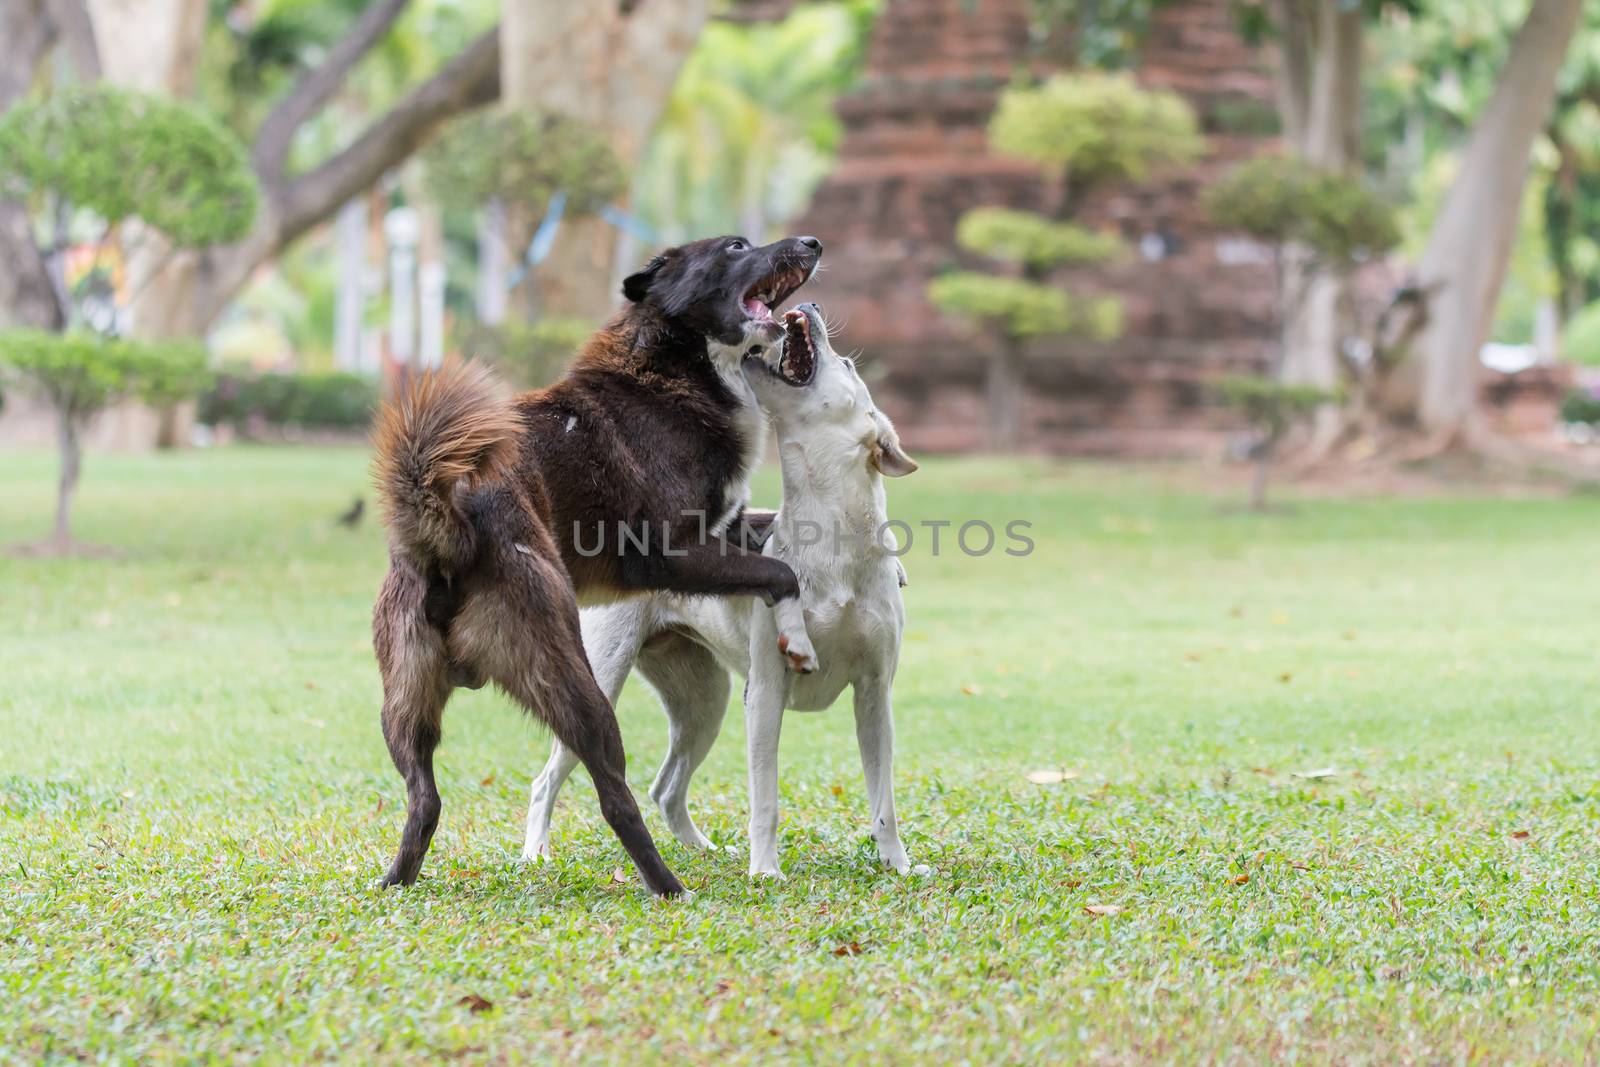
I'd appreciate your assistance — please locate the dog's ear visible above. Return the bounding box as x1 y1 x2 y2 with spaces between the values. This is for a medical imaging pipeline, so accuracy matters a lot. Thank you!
868 413 919 478
622 254 669 304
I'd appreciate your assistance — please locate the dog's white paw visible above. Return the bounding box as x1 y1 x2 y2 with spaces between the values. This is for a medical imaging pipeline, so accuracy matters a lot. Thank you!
749 864 786 881
520 840 553 864
777 630 817 674
907 863 933 877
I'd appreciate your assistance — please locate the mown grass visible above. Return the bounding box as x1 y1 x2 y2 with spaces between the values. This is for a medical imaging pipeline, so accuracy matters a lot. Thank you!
2 446 1599 1064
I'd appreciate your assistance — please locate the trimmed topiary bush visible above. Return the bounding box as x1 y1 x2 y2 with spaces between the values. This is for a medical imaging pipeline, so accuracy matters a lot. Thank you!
1215 375 1338 511
422 111 625 221
1203 155 1399 270
0 331 211 549
0 85 258 248
929 72 1200 451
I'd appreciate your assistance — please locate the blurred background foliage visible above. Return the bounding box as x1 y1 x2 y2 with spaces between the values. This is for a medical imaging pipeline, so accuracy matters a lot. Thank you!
633 0 880 244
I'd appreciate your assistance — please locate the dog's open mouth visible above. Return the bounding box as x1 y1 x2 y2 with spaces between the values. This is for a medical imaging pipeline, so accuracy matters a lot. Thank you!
741 266 810 327
772 308 818 386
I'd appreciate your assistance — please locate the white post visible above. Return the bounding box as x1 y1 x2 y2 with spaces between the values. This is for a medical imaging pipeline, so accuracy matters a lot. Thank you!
419 260 446 369
477 198 508 326
384 207 420 370
334 199 367 372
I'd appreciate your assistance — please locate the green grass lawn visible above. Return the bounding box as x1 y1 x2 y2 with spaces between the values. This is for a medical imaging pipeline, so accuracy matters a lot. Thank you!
3 446 1599 1064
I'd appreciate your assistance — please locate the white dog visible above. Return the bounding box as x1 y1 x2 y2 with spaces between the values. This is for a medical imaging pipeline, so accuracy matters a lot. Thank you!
523 303 922 877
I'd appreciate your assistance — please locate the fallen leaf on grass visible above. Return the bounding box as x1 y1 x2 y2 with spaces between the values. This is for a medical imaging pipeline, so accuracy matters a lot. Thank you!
1229 874 1250 886
457 994 494 1015
480 773 496 787
1292 767 1338 780
1510 829 1531 840
610 868 629 884
1290 862 1310 871
961 684 982 697
1026 770 1077 785
1083 904 1124 917
829 784 843 797
1278 671 1293 683
832 941 865 957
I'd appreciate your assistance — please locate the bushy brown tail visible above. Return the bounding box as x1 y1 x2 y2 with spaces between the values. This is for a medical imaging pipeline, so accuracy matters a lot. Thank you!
371 361 519 570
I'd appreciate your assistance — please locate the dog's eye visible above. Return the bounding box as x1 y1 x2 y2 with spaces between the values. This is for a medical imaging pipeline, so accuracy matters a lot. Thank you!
726 239 748 253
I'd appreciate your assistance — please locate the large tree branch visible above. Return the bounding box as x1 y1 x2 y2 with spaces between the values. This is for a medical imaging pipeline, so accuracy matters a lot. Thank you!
251 0 414 181
275 26 499 247
192 26 500 324
1269 0 1315 152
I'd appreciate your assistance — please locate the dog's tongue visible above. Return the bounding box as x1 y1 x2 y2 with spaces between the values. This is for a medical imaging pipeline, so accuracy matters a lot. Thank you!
744 297 773 323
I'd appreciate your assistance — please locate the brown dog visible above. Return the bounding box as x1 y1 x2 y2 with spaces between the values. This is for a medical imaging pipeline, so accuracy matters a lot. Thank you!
371 235 823 896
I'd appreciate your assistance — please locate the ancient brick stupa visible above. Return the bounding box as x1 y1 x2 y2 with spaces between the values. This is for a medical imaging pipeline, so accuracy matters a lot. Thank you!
793 0 1280 454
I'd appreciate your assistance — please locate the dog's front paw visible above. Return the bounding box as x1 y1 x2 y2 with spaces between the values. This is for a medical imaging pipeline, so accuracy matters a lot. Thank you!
519 839 553 864
776 630 817 674
749 864 786 881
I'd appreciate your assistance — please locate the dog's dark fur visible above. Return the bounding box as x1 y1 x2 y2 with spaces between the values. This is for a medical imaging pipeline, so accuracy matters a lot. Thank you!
371 235 822 896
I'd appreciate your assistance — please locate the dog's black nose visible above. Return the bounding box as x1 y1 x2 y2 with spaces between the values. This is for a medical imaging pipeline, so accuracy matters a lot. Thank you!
796 235 822 253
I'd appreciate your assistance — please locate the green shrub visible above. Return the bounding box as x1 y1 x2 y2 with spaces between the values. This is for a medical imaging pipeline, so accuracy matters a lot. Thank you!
1204 155 1400 268
1559 386 1600 426
454 317 594 388
0 85 257 247
423 111 625 219
0 330 213 546
1215 375 1336 435
0 330 211 412
199 372 378 432
955 208 1121 271
988 72 1203 183
931 272 1066 337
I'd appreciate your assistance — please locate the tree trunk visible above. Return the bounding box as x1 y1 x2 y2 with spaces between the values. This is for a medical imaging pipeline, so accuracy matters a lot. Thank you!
88 0 209 446
1274 0 1361 441
54 408 83 546
1249 453 1270 512
0 0 66 331
476 199 508 326
501 0 707 319
334 198 368 369
1384 0 1585 437
987 341 1025 452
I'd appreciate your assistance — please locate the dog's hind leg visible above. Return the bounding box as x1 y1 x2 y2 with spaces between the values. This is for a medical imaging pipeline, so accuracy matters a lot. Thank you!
374 568 454 888
523 605 647 862
853 675 914 875
461 560 683 897
501 653 683 895
637 631 731 850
